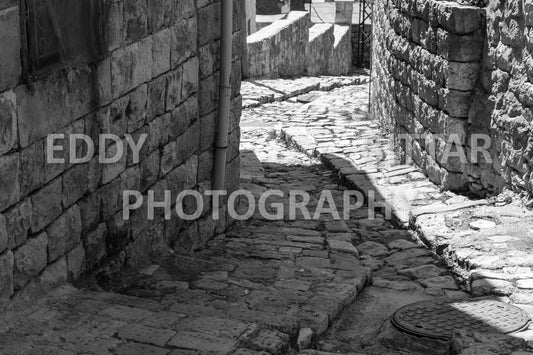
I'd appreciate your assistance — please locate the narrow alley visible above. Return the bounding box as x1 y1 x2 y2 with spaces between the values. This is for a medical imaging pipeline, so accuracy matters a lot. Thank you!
0 76 529 355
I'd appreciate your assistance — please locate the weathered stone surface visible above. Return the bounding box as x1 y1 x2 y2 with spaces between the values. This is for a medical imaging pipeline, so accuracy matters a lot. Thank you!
357 241 389 257
0 213 6 252
327 239 359 257
19 140 45 197
0 250 14 302
398 265 443 280
67 244 86 280
111 38 153 98
13 233 47 289
118 324 175 347
0 152 20 211
46 205 82 262
0 7 20 91
248 329 289 354
171 18 197 67
0 90 17 155
248 12 310 78
39 256 67 291
116 342 168 355
5 199 32 250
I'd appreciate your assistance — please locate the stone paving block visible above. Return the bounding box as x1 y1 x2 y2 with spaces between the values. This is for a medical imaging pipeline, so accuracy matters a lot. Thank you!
247 329 289 355
115 342 169 355
117 324 176 347
98 305 153 322
167 330 238 353
327 239 359 257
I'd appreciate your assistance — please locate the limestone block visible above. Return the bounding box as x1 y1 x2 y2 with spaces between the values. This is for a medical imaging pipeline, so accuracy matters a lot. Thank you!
199 41 220 78
0 6 20 91
0 213 6 253
198 2 220 46
13 233 47 289
62 164 89 208
30 178 62 234
106 212 130 253
170 96 197 141
441 170 469 192
67 244 86 280
182 57 200 101
5 199 32 250
444 62 480 91
166 68 183 111
176 121 200 165
247 12 310 78
39 256 67 291
0 250 14 302
85 223 107 269
17 70 94 148
171 18 197 68
105 1 124 51
200 111 216 152
176 0 195 19
435 2 484 35
327 25 352 76
46 205 82 262
437 29 482 62
124 0 149 43
127 84 148 133
199 73 219 116
99 179 121 221
111 38 153 98
140 150 160 191
439 89 472 118
0 90 17 155
0 152 19 212
79 193 100 233
148 0 175 32
19 140 44 198
152 28 173 78
101 140 127 185
148 76 167 119
95 58 112 106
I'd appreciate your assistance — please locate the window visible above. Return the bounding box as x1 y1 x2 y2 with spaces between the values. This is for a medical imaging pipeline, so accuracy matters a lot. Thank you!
23 0 108 75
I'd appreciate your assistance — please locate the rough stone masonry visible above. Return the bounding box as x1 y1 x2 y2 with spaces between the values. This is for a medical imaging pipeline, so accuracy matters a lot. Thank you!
372 0 533 200
0 0 243 312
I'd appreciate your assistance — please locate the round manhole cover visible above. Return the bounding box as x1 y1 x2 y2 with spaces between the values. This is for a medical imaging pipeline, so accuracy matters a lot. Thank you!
391 299 530 340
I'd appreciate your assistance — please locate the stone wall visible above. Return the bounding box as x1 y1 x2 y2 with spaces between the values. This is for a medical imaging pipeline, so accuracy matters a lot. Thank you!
248 11 310 78
0 0 243 311
248 12 352 78
480 0 533 196
328 25 352 76
307 24 335 76
371 0 488 193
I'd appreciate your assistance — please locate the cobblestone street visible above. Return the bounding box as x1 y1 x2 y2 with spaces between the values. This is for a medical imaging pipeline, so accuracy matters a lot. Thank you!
1 75 533 354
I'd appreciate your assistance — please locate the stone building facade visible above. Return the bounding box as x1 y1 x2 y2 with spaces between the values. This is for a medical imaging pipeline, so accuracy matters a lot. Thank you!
0 0 243 311
371 0 533 197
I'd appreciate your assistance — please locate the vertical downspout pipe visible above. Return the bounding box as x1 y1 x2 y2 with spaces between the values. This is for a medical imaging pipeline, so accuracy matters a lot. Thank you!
213 0 234 192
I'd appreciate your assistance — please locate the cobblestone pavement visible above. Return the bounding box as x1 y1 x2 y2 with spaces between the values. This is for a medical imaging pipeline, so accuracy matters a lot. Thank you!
241 76 533 354
2 75 533 355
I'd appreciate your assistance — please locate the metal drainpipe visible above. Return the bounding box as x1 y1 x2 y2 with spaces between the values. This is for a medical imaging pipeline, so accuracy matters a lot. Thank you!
213 0 234 192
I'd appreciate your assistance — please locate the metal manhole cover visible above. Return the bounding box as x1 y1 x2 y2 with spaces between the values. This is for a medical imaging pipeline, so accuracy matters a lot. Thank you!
391 299 530 340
